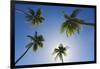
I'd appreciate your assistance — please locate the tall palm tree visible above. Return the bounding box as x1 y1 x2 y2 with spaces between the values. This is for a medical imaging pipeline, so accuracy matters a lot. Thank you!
16 8 45 26
52 44 67 63
15 32 45 64
61 9 95 37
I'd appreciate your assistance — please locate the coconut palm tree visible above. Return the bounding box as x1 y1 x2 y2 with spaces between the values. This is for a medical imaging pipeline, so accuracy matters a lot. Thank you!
52 44 67 63
15 32 45 64
16 8 45 26
61 9 95 37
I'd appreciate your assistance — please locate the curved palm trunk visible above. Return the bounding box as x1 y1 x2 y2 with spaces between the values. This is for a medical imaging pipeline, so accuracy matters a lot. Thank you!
16 9 29 15
71 20 95 27
15 46 31 64
80 22 95 27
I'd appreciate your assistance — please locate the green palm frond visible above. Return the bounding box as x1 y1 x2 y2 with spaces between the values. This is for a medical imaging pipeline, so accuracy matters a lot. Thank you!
38 35 45 41
38 17 45 24
28 8 35 16
72 18 84 24
61 20 81 36
52 48 59 55
54 53 60 61
27 35 34 41
64 14 71 19
37 42 43 48
25 8 35 22
70 9 80 18
61 22 68 33
25 14 32 21
31 18 38 26
33 43 38 52
36 9 42 16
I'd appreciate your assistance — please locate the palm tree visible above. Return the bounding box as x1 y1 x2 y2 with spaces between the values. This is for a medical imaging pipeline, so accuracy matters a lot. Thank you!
52 44 67 63
15 32 45 64
61 9 95 36
16 8 45 26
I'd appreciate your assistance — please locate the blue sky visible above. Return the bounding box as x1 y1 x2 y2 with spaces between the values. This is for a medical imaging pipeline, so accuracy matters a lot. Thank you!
15 3 95 65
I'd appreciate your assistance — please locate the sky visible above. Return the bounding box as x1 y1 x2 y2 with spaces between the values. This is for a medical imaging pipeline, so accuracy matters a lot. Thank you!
15 3 95 65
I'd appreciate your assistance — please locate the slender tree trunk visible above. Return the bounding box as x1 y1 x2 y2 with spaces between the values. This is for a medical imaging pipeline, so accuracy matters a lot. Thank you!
71 20 95 27
16 9 29 15
15 46 31 64
61 57 63 63
80 22 95 27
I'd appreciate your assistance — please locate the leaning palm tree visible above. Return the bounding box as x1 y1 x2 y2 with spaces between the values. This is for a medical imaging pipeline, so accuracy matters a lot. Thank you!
15 32 45 64
61 9 95 36
52 44 67 63
16 8 45 26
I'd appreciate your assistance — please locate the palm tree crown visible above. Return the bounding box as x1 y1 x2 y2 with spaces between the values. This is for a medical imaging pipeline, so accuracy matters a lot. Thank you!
16 8 45 26
26 31 45 52
15 32 44 64
52 44 67 63
61 9 95 37
25 8 45 26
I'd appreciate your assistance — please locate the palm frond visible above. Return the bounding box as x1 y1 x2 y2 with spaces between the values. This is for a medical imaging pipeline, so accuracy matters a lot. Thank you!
27 8 35 16
70 9 80 18
61 22 68 33
27 35 34 41
54 53 60 61
62 51 67 56
26 15 33 21
38 42 43 48
36 9 42 16
61 20 81 36
72 18 84 24
38 35 45 41
41 17 45 20
33 43 38 52
64 14 71 19
52 48 59 55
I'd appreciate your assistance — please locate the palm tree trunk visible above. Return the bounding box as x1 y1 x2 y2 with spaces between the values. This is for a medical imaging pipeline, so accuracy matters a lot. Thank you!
70 20 95 27
80 22 95 27
15 46 31 64
61 57 63 63
16 9 29 15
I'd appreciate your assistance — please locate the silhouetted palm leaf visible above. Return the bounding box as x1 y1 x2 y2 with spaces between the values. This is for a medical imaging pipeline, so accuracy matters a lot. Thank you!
61 20 81 36
36 9 42 16
64 14 71 19
33 43 38 52
27 35 34 41
71 9 80 18
52 48 59 55
28 8 35 16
